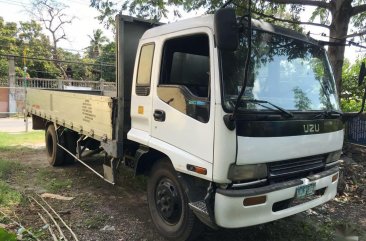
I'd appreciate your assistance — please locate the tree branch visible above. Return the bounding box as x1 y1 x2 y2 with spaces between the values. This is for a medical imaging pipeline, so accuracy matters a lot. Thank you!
264 0 330 9
351 4 366 16
344 29 366 39
253 11 331 29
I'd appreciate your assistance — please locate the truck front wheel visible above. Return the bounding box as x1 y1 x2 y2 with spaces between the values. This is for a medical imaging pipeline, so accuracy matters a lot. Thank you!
45 124 65 166
147 159 203 241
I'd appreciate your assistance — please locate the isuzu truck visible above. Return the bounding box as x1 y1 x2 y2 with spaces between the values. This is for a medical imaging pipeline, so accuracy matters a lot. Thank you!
26 8 366 241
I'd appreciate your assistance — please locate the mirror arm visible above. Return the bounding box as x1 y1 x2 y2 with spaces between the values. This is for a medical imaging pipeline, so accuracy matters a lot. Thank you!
356 86 366 116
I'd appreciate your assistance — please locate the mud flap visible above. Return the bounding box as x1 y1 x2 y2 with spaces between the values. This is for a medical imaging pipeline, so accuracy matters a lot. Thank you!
103 158 117 184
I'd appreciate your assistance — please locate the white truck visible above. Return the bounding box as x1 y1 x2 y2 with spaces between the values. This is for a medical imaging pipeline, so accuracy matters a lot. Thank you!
26 8 366 241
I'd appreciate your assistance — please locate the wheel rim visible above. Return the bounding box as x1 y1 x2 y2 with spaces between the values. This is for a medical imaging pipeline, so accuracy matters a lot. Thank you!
155 177 182 225
46 132 54 157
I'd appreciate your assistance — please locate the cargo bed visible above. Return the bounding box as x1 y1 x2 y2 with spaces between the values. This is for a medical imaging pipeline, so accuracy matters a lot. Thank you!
26 88 114 141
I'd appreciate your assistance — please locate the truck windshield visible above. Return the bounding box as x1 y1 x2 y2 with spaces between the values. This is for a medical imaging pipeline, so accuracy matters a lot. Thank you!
221 30 340 113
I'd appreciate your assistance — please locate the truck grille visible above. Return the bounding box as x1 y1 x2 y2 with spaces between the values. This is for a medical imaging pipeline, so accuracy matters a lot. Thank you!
268 155 326 182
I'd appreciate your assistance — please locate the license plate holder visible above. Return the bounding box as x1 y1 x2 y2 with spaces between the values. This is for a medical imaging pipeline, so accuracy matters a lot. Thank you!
295 183 316 199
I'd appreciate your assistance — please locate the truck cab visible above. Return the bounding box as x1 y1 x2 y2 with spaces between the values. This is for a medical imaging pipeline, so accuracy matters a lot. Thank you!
127 10 342 239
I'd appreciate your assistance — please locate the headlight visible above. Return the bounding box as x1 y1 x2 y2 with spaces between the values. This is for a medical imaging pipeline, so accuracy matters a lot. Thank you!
326 150 342 164
228 164 267 182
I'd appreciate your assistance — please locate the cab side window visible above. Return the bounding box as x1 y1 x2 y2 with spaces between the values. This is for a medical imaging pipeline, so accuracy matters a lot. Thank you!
136 43 155 96
158 34 210 123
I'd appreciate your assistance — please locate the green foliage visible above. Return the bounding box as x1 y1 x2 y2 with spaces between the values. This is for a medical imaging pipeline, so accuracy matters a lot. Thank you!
341 58 366 112
90 0 119 30
293 87 311 110
96 42 116 81
0 17 17 78
87 29 108 59
18 20 59 78
0 228 17 241
0 17 59 79
341 99 362 112
310 7 330 25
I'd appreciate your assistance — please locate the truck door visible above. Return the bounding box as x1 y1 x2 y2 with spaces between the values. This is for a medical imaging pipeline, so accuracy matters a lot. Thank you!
130 42 155 142
151 30 215 163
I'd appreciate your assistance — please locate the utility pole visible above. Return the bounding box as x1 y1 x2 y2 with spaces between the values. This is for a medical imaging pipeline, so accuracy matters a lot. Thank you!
8 56 16 115
23 42 29 132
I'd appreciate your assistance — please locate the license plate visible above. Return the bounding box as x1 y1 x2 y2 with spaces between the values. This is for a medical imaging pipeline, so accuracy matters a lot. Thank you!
295 183 316 199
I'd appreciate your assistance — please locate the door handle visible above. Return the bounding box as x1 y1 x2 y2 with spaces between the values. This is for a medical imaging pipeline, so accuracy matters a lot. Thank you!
153 109 166 122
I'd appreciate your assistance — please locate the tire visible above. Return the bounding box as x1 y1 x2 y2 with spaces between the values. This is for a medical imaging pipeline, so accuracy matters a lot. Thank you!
64 130 78 164
45 124 65 166
147 159 204 241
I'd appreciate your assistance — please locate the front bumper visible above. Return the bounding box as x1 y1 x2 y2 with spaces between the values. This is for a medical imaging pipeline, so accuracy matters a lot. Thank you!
214 167 339 228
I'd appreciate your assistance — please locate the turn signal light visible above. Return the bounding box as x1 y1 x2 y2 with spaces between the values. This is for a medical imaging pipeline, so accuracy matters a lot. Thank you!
332 173 338 182
186 164 207 175
243 195 267 206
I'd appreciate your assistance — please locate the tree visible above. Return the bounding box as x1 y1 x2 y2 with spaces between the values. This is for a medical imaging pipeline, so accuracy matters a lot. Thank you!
254 0 366 97
87 29 108 59
0 17 18 79
17 20 59 78
341 57 366 111
29 0 76 78
90 0 366 93
96 41 116 81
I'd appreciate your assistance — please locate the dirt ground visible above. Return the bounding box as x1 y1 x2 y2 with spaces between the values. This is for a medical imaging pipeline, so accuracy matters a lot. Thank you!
1 145 365 241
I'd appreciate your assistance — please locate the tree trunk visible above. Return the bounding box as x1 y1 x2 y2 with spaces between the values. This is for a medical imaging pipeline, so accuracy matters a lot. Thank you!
51 33 67 79
327 0 352 96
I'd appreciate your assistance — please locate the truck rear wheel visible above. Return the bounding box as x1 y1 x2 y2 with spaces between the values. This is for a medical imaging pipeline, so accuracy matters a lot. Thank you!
147 159 203 241
45 124 65 166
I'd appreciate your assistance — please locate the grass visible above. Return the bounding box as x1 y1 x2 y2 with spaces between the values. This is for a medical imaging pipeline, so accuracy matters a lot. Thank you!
0 131 44 147
0 160 23 208
36 169 72 192
0 181 22 207
0 160 21 180
0 228 17 241
84 214 108 229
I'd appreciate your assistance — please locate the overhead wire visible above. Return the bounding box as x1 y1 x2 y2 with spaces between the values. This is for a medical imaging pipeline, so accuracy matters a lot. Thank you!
0 54 115 67
309 32 366 49
0 0 30 7
0 43 116 57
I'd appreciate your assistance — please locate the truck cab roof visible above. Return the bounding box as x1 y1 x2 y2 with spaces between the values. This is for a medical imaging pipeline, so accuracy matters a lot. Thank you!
141 14 319 46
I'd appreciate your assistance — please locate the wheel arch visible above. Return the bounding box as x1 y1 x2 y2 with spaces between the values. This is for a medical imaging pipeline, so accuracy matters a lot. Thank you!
31 115 48 130
45 120 54 130
134 146 170 176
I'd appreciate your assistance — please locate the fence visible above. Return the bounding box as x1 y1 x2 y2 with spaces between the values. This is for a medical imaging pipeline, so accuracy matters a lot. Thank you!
0 77 116 117
0 77 116 91
346 113 366 146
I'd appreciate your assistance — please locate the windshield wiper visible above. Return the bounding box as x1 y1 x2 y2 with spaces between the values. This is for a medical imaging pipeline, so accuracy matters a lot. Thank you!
231 1 252 122
312 110 343 119
242 99 294 119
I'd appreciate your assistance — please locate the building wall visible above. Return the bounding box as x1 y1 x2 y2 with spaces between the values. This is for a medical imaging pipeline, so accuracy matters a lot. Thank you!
0 88 9 117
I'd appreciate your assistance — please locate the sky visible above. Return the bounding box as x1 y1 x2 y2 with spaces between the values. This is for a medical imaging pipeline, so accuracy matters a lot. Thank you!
0 0 113 55
0 0 364 63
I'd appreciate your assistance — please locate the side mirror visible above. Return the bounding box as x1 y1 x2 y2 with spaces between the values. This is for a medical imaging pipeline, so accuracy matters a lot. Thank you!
214 8 239 51
359 62 366 86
